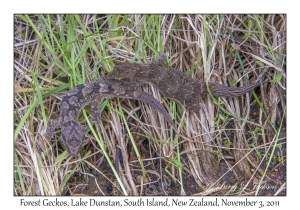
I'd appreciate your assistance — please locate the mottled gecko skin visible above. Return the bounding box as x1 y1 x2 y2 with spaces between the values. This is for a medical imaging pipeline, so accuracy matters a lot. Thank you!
46 79 175 156
104 54 261 111
47 53 261 156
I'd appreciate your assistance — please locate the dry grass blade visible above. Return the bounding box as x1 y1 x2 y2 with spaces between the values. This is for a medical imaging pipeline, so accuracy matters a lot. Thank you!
14 14 286 196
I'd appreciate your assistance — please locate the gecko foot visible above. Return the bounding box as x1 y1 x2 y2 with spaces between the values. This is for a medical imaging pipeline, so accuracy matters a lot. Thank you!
152 52 168 66
90 110 102 125
45 119 61 141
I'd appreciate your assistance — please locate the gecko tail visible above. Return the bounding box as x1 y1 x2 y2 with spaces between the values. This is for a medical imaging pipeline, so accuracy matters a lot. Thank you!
207 82 261 98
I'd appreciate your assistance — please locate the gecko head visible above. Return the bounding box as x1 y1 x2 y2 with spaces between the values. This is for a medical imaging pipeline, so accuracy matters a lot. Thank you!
61 121 86 156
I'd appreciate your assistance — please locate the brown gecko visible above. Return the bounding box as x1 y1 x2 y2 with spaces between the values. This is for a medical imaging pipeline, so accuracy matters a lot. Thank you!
46 53 262 156
104 53 262 111
46 78 175 156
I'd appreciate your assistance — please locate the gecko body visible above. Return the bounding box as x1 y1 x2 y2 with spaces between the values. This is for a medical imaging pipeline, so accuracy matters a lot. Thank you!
46 80 175 156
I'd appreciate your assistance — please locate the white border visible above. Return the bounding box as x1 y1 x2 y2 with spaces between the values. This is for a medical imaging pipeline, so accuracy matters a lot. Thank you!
2 0 298 209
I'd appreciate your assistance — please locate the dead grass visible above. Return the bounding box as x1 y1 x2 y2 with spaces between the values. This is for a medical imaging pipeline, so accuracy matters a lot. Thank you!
14 14 286 196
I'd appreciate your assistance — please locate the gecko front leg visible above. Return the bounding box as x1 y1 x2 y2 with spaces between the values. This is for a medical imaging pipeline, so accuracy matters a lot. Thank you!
151 53 167 66
90 94 105 125
45 118 62 140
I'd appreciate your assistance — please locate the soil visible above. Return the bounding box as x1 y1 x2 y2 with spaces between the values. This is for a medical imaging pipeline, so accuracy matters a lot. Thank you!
64 89 286 196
